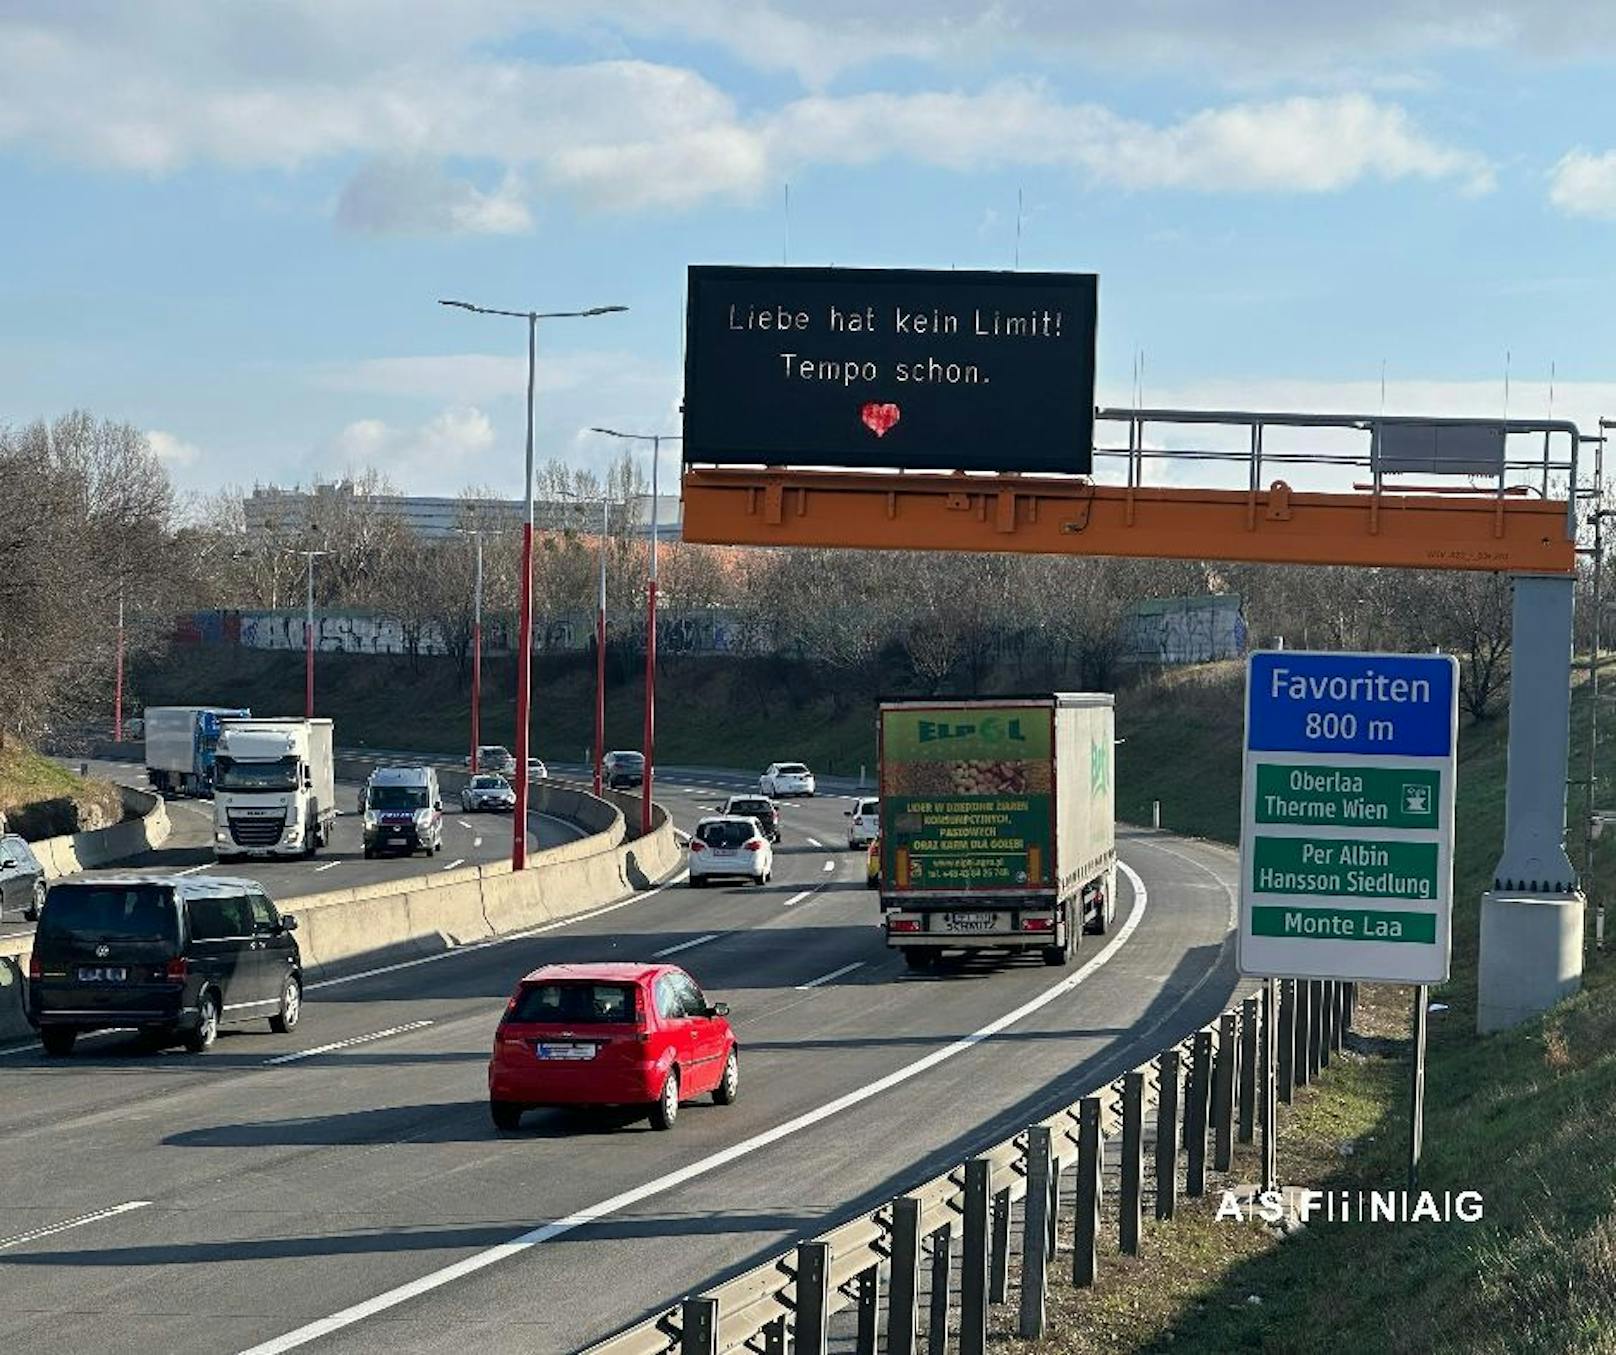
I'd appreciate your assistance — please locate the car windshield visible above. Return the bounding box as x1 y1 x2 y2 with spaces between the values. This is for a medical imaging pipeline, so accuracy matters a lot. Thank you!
614 753 644 766
370 786 428 811
39 885 177 944
480 747 510 759
509 981 637 1024
215 755 299 792
858 800 879 814
699 821 753 848
778 764 809 775
472 776 508 790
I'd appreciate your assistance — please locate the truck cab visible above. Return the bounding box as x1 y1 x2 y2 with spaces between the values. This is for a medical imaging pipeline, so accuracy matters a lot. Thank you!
212 719 336 860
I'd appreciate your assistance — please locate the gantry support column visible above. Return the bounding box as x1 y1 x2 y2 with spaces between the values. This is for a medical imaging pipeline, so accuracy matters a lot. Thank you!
1478 574 1585 1033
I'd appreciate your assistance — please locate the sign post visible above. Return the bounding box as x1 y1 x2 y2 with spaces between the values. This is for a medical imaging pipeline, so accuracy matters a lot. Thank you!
1239 650 1458 1185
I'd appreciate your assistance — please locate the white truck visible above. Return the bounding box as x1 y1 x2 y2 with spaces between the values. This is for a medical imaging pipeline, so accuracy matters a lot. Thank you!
211 718 337 860
143 706 251 796
877 694 1117 970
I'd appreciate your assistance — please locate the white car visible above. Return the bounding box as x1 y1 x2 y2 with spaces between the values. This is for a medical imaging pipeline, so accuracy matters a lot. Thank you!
461 774 516 812
688 815 773 887
526 757 548 781
761 762 816 797
845 796 880 847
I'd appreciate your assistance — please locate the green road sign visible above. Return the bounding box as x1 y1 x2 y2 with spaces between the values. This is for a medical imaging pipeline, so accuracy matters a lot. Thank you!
1239 651 1458 984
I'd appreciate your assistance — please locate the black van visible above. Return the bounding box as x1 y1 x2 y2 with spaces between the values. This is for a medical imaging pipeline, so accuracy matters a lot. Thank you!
26 875 303 1057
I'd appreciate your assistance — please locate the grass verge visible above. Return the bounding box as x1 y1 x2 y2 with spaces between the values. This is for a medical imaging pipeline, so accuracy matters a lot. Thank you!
1024 664 1616 1355
0 740 123 838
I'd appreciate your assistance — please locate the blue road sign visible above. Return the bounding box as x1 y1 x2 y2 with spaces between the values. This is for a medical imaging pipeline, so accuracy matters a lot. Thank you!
1247 652 1457 758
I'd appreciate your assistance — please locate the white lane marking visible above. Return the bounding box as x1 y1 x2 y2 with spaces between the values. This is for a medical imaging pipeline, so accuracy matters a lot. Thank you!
651 932 720 958
305 869 690 992
795 961 864 990
0 1200 151 1251
313 862 341 873
237 864 1148 1355
806 837 823 847
263 1020 434 1066
458 820 474 830
822 860 835 873
175 864 211 877
782 888 816 907
441 858 466 872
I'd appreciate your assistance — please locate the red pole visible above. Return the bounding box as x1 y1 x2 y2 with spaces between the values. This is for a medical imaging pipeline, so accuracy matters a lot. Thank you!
513 528 534 869
470 619 482 774
114 593 124 743
594 606 606 798
642 576 656 836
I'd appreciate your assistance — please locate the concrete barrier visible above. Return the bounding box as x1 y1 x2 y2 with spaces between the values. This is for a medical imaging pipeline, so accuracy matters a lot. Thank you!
28 785 171 880
0 794 682 1046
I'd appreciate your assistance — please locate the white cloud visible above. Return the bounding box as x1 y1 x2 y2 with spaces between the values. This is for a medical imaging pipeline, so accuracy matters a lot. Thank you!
335 160 532 235
0 7 1496 231
771 88 1494 194
328 406 497 490
313 349 664 403
1548 149 1616 220
146 429 202 466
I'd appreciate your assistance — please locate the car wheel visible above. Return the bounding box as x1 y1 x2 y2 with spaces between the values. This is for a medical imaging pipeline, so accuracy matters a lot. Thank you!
270 975 302 1033
866 876 879 890
40 1027 77 1057
753 872 766 886
712 1047 739 1106
689 875 706 888
490 1100 525 1132
183 991 219 1053
363 846 374 859
649 1068 680 1131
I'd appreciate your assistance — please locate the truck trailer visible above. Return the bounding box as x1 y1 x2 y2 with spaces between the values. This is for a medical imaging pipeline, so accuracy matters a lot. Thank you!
211 718 337 859
142 706 251 796
877 694 1116 970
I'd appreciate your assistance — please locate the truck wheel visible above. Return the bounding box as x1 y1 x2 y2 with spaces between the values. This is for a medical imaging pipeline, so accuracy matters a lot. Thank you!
903 948 934 971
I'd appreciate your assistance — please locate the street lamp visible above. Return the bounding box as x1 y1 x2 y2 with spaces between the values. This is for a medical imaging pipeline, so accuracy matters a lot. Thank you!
440 298 627 869
558 489 613 798
291 549 330 717
455 528 487 774
591 427 680 836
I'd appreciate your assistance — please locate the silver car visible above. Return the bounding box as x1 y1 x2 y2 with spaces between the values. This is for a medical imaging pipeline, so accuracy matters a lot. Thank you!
461 774 516 812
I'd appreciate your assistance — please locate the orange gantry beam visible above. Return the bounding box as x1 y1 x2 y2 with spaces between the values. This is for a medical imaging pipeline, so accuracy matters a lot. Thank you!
680 468 1576 574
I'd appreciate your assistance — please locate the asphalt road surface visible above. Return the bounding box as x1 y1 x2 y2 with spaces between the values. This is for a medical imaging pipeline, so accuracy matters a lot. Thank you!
0 758 586 937
0 773 1240 1355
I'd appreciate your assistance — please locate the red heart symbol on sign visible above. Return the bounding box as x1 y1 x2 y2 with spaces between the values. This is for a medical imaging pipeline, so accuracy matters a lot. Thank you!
861 402 901 437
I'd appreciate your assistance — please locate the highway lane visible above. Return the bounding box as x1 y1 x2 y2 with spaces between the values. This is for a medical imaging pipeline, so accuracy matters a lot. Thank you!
0 779 1239 1355
0 758 584 937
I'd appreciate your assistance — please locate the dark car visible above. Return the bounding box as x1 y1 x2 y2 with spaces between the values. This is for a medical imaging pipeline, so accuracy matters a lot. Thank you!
720 795 781 842
26 875 302 1057
604 750 645 790
0 834 46 920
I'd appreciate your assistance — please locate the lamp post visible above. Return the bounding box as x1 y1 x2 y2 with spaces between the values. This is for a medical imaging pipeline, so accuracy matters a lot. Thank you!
455 529 487 773
557 490 612 797
440 298 627 869
591 428 680 835
293 549 330 717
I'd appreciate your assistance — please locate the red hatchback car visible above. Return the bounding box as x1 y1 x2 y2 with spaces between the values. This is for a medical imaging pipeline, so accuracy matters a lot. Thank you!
488 962 738 1132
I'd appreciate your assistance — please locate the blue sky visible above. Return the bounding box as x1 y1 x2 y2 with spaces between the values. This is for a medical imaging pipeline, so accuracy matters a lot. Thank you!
3 2 1616 501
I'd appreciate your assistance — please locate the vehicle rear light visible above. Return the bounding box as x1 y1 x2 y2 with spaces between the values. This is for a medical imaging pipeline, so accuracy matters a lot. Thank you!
1020 917 1054 932
27 955 41 981
889 918 921 933
165 958 188 982
745 839 765 851
689 840 705 852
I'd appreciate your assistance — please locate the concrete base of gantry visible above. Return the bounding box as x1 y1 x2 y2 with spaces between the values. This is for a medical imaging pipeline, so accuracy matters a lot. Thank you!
1476 891 1584 1034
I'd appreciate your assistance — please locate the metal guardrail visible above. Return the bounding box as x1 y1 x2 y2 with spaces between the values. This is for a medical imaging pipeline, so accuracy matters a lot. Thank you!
583 978 1356 1355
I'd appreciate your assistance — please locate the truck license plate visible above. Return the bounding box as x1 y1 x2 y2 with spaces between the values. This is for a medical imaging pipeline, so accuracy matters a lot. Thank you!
943 912 997 933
